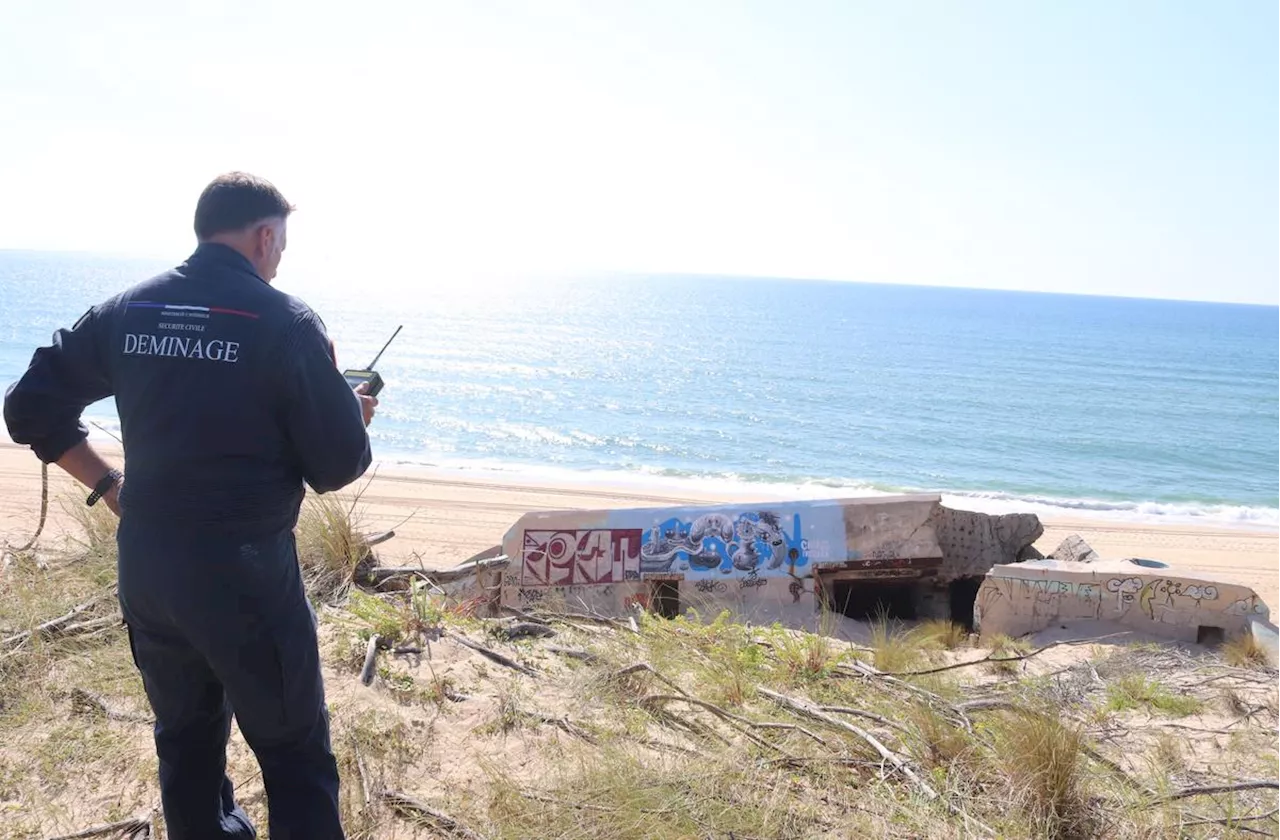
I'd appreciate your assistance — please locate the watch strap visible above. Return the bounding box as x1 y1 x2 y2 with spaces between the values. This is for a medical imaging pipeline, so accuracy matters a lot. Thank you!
86 468 122 507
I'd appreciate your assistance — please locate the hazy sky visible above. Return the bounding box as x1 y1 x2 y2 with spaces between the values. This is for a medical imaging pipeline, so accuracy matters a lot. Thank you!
1 1 1276 304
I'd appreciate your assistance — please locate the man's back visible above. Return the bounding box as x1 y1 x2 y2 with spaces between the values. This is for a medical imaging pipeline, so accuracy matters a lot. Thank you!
2 172 370 840
4 241 371 535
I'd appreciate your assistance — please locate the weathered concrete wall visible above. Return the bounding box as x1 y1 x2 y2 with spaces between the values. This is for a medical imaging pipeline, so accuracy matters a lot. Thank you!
934 508 1043 581
497 494 947 619
974 558 1272 643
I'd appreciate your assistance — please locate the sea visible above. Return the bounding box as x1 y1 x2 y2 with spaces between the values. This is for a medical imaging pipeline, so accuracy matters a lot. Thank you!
1 249 1276 529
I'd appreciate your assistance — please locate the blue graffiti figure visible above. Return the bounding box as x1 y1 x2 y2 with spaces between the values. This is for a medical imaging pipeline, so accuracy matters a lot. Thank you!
639 511 806 575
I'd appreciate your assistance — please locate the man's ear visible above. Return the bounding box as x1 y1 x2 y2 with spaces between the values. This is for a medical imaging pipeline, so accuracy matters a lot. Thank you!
257 223 275 258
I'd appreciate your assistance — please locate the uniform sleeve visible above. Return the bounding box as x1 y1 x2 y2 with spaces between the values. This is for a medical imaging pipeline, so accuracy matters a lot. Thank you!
278 309 372 493
3 306 113 463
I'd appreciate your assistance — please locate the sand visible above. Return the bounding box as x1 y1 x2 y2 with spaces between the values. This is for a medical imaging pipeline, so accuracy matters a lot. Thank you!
2 441 1276 611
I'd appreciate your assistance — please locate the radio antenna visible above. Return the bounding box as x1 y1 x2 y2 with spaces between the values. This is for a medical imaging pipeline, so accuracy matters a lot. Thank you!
366 325 403 371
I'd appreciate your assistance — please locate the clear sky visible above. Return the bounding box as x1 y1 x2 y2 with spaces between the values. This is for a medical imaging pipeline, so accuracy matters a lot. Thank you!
1 0 1276 304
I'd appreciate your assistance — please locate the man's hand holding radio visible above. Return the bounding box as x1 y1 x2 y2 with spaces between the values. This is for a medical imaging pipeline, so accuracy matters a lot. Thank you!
355 381 378 427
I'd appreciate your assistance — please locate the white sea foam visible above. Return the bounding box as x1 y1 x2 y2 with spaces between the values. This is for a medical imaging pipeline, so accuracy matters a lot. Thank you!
79 414 1278 530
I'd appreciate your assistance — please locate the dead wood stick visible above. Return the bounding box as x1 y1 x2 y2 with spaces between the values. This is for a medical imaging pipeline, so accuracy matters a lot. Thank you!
56 614 123 640
769 755 879 768
529 608 627 628
839 659 972 729
613 662 690 697
451 632 537 675
1159 781 1279 802
359 634 381 685
752 721 829 746
880 634 1131 677
364 530 396 547
634 736 702 756
639 694 782 754
1181 808 1279 828
518 710 597 742
637 693 767 732
44 817 150 840
382 790 488 840
763 692 997 838
2 590 116 648
758 688 936 799
819 705 912 736
352 741 373 809
546 646 600 664
519 790 675 815
497 606 552 625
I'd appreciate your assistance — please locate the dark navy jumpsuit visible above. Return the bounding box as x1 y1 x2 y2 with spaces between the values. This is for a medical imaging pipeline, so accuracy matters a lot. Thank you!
3 242 371 839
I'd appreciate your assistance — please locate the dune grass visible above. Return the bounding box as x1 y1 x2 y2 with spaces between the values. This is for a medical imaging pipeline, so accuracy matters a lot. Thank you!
2 490 1278 839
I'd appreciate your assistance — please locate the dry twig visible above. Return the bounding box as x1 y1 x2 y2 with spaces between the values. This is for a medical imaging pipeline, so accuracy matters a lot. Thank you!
451 632 537 675
382 790 488 840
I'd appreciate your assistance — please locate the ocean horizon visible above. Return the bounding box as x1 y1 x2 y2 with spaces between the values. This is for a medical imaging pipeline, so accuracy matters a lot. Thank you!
2 249 1277 530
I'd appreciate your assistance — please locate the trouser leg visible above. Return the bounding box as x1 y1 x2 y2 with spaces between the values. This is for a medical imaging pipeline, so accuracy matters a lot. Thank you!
198 537 344 840
124 621 256 840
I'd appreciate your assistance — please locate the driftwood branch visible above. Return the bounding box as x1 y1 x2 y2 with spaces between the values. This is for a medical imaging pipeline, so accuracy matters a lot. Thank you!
451 633 537 675
497 622 555 641
353 742 373 810
516 709 598 742
530 609 627 629
761 689 996 837
546 646 600 664
44 816 150 840
2 590 117 649
1181 808 1279 829
519 790 675 816
364 530 396 548
613 662 691 697
1159 780 1279 802
638 694 784 755
819 705 912 736
382 790 488 840
881 634 1130 677
758 688 936 799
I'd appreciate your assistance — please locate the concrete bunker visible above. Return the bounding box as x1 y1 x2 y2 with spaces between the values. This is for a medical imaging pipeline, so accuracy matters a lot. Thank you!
460 494 1274 664
486 493 1045 629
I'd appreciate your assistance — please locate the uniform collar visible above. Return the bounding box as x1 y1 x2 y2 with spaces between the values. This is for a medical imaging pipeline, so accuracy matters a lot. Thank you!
186 242 267 284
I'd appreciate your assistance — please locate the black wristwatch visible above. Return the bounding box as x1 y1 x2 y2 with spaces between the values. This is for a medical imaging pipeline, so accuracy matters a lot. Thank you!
86 468 123 507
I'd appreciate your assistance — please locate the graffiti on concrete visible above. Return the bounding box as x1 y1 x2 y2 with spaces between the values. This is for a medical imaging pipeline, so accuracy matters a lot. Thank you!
979 568 1268 639
639 511 807 577
521 529 643 586
1106 577 1143 611
1226 596 1270 617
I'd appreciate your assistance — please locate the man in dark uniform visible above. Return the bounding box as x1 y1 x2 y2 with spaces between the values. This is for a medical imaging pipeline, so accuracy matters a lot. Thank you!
3 172 375 839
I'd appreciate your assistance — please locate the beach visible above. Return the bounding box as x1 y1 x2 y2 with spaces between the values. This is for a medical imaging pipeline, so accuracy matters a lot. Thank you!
3 441 1276 612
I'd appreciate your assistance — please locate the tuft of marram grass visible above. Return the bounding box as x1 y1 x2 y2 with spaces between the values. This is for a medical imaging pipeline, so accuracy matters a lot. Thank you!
986 709 1093 840
295 491 368 602
869 612 927 672
1221 632 1271 669
911 618 971 651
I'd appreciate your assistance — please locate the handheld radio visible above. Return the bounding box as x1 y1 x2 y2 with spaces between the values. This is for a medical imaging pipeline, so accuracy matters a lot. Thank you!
343 325 402 398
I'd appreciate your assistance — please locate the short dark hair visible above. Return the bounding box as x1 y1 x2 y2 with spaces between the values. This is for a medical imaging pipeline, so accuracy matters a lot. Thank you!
193 171 295 239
